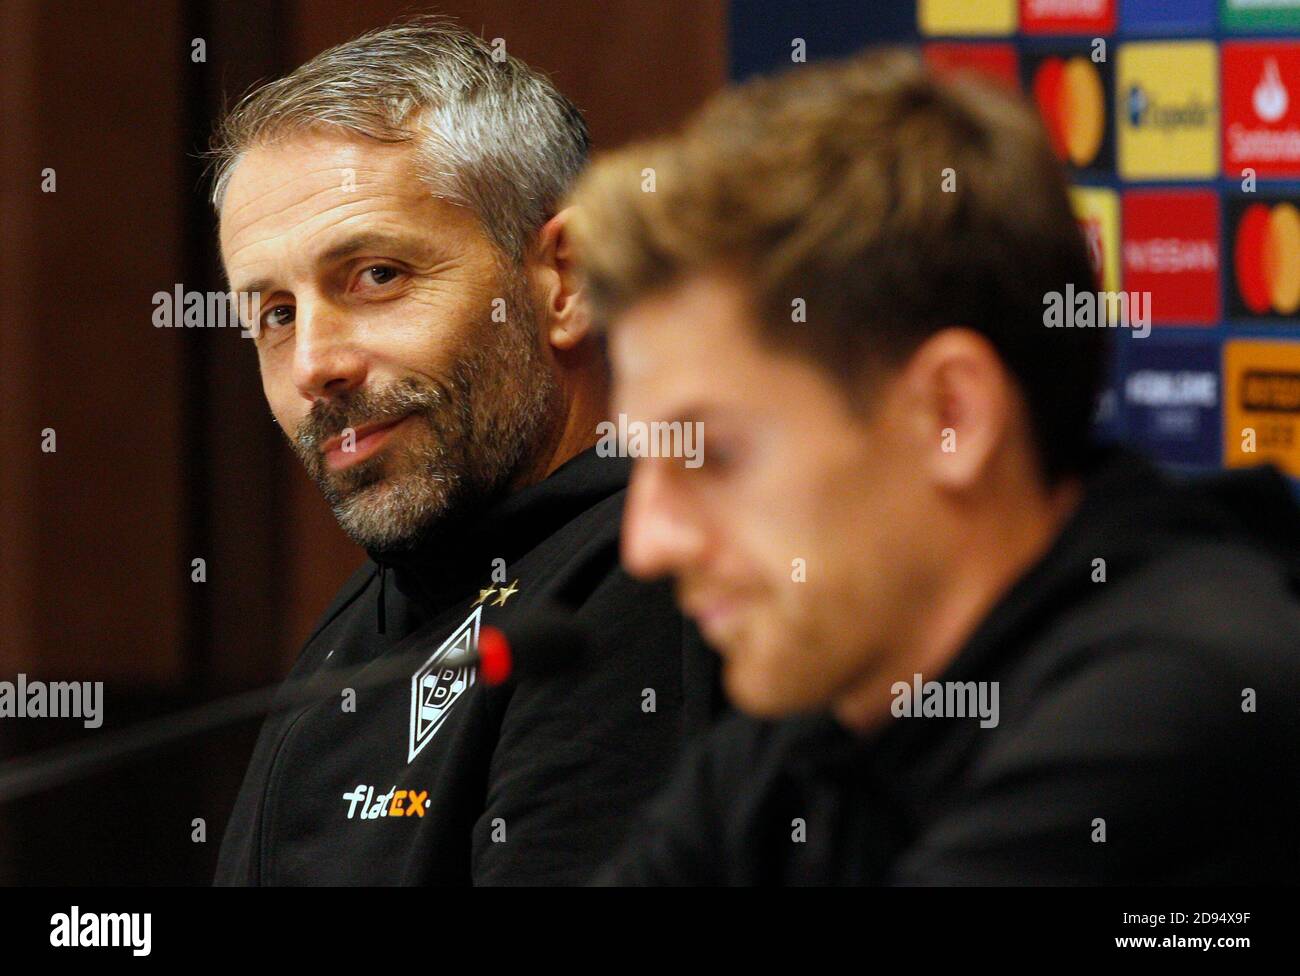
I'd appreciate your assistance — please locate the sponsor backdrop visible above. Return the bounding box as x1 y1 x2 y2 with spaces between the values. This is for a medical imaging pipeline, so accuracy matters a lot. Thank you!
731 0 1300 483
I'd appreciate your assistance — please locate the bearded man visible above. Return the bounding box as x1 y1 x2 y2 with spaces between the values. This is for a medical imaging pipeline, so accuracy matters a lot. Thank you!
211 18 717 885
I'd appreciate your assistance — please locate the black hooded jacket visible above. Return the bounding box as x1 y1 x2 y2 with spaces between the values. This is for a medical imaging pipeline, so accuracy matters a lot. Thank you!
598 450 1300 884
214 447 720 885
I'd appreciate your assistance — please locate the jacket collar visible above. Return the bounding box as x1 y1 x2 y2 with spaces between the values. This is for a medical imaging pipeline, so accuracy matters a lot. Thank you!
365 447 630 628
796 448 1300 772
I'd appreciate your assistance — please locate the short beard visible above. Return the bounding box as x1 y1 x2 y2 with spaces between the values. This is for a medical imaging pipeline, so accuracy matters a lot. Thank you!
288 267 563 553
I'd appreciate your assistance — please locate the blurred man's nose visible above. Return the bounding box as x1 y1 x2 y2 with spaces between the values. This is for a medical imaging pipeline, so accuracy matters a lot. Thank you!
291 300 368 400
621 460 706 581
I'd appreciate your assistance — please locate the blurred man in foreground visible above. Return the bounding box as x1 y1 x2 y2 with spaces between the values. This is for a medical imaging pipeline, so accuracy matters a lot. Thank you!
570 50 1300 884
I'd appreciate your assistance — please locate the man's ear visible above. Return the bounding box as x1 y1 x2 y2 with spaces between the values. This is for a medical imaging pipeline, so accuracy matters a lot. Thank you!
897 328 1015 492
532 206 591 351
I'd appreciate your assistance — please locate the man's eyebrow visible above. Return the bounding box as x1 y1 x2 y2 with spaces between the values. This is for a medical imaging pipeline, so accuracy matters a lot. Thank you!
317 231 431 265
229 232 433 297
232 275 274 298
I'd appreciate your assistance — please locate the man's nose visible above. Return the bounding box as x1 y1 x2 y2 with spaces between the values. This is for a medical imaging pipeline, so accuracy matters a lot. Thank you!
291 300 368 400
621 460 706 581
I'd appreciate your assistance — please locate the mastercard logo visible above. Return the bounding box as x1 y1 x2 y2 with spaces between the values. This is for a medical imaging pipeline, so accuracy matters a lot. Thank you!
1032 56 1106 167
1235 202 1300 316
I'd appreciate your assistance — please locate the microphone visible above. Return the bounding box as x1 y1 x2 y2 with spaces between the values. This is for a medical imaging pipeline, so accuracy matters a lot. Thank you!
0 606 589 804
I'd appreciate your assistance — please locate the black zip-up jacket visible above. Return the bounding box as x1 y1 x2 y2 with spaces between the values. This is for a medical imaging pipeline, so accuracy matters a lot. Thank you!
598 450 1300 884
215 447 720 885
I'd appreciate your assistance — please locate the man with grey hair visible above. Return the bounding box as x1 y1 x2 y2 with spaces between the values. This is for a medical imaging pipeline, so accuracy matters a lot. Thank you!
211 17 718 885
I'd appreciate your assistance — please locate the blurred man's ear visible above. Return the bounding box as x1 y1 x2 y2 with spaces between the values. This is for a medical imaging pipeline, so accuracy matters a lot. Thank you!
898 328 1017 492
532 207 592 351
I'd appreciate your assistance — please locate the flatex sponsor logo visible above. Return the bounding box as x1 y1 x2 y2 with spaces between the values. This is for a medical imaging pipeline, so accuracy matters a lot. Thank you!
342 784 431 820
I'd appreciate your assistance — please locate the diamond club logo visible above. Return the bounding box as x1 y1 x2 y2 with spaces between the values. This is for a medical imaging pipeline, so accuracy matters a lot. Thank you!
408 606 481 763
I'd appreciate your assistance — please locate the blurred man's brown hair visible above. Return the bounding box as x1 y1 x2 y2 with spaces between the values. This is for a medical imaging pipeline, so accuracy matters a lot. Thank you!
569 48 1106 483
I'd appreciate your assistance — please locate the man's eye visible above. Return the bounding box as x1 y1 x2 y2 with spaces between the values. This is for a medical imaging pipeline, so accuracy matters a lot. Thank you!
262 305 294 330
360 265 400 287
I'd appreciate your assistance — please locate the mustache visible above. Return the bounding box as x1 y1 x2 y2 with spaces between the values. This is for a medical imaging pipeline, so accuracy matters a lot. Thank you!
293 378 447 452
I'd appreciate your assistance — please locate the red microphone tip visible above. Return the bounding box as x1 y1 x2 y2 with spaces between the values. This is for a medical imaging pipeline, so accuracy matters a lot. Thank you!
477 625 513 686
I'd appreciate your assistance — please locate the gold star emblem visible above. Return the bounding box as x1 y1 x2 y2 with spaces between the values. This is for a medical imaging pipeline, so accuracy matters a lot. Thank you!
492 579 520 606
471 586 497 607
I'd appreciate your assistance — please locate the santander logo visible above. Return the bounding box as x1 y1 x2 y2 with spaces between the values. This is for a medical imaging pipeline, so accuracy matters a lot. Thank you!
1225 43 1300 177
1254 58 1289 123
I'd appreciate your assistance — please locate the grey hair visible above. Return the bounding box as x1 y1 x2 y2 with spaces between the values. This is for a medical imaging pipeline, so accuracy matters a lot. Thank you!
207 15 590 261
